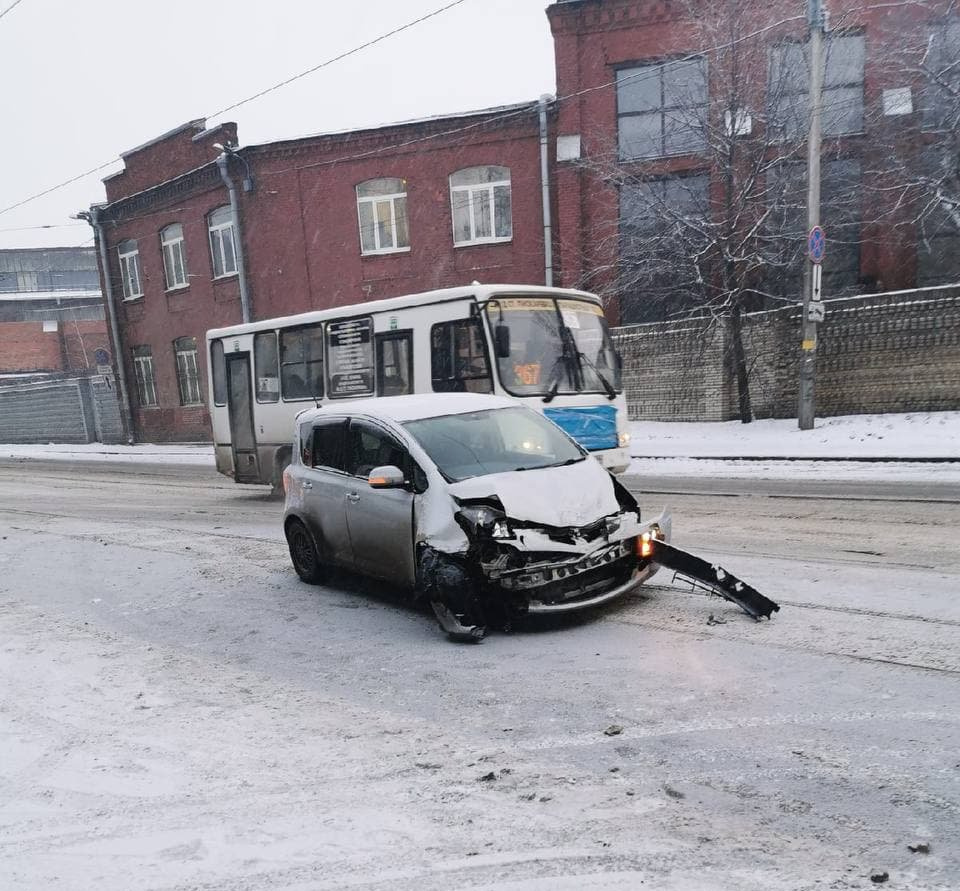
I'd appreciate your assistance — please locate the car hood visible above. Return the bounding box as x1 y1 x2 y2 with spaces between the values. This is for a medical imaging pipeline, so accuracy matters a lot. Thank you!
446 458 620 527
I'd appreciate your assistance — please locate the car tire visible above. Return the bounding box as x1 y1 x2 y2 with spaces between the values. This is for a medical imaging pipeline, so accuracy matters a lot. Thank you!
286 519 326 584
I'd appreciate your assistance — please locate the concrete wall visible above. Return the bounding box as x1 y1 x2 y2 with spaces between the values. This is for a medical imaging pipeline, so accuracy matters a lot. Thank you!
613 285 960 421
0 373 124 444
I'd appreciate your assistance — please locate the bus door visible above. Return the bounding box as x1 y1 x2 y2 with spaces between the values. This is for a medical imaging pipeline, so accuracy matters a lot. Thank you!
226 352 260 483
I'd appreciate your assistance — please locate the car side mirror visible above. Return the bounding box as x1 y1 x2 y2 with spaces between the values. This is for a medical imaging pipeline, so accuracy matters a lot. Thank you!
494 323 510 359
367 465 406 489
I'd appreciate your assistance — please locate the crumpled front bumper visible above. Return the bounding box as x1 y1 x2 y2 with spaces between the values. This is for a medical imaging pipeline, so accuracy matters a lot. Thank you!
492 509 671 614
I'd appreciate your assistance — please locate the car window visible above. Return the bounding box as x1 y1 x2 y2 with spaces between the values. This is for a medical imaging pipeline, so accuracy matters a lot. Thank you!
347 421 408 479
311 419 347 471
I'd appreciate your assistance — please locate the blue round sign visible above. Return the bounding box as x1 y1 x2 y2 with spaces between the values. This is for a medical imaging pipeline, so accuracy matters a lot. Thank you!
94 348 110 365
808 226 826 264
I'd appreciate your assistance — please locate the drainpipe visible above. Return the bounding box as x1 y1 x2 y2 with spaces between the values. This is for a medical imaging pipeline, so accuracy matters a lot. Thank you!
216 151 252 323
84 206 135 444
538 94 555 288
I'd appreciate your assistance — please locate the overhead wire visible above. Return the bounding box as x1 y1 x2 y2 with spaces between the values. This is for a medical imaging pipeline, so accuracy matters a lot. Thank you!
0 0 24 21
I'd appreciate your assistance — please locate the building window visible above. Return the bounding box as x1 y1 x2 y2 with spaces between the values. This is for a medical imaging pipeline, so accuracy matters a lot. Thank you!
132 345 158 407
208 206 238 278
173 336 202 406
768 33 865 139
117 239 143 299
430 318 493 393
618 174 711 322
450 166 512 245
160 223 188 290
922 17 960 132
616 58 708 160
254 331 280 403
356 178 409 254
918 146 960 285
764 159 862 297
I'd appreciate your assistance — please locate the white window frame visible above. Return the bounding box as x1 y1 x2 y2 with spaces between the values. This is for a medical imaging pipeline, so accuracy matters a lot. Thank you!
117 240 143 300
174 337 203 406
208 206 238 278
356 180 410 255
450 168 513 247
132 349 158 407
161 224 189 291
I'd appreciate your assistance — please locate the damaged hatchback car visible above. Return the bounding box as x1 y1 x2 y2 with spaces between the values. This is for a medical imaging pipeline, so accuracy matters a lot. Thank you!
282 394 670 640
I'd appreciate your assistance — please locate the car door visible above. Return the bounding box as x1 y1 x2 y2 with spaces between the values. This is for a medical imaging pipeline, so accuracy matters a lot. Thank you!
300 418 355 568
343 419 417 586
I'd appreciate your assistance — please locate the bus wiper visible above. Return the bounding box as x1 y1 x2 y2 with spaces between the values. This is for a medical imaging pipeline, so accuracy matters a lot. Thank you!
541 380 560 403
578 351 617 400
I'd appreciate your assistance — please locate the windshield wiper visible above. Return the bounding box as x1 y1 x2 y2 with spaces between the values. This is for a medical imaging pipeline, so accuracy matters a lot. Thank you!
578 351 617 400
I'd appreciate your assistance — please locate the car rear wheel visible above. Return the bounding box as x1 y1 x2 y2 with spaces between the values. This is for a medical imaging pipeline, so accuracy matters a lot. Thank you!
286 519 325 584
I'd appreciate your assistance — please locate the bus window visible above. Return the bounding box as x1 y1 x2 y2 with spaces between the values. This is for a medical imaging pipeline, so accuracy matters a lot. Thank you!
281 324 324 401
210 339 227 406
254 332 280 403
430 319 492 393
376 332 413 397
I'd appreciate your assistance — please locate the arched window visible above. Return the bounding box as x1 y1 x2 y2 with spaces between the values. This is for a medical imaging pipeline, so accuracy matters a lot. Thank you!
208 205 238 277
173 335 202 405
117 239 142 299
449 166 512 245
356 178 409 254
160 223 188 290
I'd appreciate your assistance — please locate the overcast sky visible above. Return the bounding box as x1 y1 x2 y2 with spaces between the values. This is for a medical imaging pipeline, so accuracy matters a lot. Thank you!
0 0 556 250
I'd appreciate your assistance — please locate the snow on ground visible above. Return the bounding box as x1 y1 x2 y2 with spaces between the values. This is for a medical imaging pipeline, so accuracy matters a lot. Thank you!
629 410 960 458
0 442 214 466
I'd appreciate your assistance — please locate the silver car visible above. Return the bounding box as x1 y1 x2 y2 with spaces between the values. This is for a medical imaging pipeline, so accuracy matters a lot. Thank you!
282 393 670 640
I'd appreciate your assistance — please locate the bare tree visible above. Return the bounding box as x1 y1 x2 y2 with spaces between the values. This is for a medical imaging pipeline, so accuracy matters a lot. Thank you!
570 0 871 422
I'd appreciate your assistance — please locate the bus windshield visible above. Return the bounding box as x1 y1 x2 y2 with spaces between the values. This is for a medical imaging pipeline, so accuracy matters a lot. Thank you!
485 297 622 398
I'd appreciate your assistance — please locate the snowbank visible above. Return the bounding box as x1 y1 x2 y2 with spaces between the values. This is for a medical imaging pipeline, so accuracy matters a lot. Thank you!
0 443 214 466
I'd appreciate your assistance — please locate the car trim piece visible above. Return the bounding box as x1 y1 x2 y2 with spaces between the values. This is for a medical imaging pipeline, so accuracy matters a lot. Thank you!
525 564 655 614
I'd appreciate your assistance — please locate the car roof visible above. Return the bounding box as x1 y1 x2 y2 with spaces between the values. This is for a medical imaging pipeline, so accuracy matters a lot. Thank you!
297 393 517 425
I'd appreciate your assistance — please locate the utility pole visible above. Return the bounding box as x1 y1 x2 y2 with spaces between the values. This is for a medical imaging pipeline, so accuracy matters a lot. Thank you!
798 0 825 430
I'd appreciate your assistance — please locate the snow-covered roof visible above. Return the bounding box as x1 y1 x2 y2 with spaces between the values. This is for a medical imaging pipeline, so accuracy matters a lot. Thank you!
298 393 515 425
0 288 101 302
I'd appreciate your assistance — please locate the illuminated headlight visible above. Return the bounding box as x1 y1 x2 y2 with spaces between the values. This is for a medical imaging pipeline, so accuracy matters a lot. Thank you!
618 432 631 448
456 506 513 539
491 519 511 538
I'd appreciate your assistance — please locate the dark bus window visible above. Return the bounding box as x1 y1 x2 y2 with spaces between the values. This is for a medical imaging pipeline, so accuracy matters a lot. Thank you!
376 332 413 396
210 339 227 406
312 419 347 471
254 331 280 403
431 318 493 393
281 324 324 400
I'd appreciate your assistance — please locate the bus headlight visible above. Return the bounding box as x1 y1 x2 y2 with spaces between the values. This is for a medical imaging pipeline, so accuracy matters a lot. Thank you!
618 432 631 449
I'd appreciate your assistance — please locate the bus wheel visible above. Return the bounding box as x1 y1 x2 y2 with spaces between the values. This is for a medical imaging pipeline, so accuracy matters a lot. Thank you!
286 519 325 584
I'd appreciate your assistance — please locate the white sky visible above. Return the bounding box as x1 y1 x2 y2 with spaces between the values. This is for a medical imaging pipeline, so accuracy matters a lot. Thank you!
0 0 556 250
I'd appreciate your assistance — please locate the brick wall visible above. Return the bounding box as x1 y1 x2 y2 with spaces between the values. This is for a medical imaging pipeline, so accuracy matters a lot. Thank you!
613 285 960 421
0 319 110 374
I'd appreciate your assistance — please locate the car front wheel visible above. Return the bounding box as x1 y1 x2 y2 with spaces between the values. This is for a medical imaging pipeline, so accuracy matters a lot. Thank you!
286 519 325 584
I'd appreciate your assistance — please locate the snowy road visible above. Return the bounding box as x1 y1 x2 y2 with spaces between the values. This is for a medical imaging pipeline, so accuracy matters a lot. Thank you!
1 458 958 890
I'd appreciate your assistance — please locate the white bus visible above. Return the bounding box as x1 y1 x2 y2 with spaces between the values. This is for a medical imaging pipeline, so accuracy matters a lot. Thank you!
205 284 631 488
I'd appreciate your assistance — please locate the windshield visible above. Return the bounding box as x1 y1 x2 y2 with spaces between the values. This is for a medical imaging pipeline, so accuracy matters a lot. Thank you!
404 406 585 482
485 297 622 398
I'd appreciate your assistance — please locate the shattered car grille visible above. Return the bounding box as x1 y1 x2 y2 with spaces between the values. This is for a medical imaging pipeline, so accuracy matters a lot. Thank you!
497 540 634 592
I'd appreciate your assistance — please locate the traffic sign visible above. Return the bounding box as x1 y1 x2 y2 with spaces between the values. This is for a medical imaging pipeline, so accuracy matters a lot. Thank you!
808 226 826 264
807 302 825 323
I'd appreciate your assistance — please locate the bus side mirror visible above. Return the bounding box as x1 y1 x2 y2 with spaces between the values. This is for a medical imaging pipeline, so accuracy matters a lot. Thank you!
494 323 510 359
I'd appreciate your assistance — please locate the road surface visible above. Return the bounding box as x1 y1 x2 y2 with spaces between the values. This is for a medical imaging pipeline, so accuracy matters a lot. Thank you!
1 457 958 890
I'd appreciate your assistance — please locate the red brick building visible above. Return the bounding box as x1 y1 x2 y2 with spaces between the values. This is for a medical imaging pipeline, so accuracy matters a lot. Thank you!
90 0 959 439
93 106 552 440
548 0 960 322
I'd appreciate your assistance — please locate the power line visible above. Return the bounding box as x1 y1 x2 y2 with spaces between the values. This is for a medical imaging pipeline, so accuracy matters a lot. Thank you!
0 7 808 221
0 222 87 233
207 0 472 120
0 0 473 220
0 0 25 21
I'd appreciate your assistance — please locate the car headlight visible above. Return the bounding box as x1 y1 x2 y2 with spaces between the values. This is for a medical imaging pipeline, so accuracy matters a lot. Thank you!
455 506 512 539
618 432 631 448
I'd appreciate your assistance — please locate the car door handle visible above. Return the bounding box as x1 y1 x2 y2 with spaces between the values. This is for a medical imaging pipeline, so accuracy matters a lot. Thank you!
346 492 360 503
302 481 313 490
